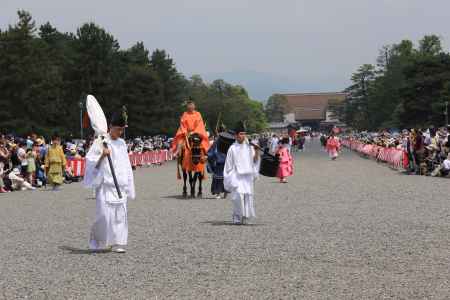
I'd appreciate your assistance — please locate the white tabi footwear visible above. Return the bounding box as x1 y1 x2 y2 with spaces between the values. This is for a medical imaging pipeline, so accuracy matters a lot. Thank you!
113 247 126 253
232 215 242 225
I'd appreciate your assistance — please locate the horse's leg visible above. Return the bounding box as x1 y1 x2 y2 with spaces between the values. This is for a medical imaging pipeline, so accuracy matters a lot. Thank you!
188 171 195 198
197 172 203 198
193 172 201 198
182 169 188 198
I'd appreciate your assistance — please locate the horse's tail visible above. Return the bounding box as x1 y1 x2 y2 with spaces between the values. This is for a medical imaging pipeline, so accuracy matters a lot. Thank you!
176 146 184 180
177 162 181 180
176 155 182 180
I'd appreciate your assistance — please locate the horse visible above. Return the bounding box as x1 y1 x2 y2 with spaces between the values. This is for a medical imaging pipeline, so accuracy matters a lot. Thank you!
176 133 207 198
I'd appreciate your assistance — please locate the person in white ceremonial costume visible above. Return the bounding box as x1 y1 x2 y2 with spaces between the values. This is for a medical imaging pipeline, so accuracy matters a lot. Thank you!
224 121 260 225
83 112 135 253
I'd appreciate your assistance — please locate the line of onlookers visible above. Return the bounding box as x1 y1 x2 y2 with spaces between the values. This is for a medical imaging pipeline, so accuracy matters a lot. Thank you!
0 133 173 193
344 126 450 177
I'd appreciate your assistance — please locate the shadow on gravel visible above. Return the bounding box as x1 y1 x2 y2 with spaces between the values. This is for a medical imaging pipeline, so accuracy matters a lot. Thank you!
38 188 58 192
59 246 112 255
161 195 206 200
200 221 265 226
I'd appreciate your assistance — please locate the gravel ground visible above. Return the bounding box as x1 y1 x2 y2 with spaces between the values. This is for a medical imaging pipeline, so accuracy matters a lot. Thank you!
0 140 449 299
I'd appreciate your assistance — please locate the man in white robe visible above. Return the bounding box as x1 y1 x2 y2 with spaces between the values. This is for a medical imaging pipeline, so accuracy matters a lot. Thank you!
269 134 279 155
83 114 135 253
224 122 260 225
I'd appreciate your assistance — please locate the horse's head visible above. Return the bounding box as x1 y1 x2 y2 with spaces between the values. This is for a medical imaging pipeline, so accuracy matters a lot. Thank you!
189 133 202 148
189 133 203 165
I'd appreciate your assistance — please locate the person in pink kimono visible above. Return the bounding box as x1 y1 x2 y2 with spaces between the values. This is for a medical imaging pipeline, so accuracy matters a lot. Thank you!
326 132 341 160
276 137 293 183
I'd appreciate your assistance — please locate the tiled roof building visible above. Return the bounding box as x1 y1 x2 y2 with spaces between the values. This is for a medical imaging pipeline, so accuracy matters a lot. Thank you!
283 92 346 120
281 92 347 129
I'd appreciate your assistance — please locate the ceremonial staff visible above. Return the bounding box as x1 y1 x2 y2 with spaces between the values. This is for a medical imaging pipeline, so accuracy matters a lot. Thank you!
215 112 222 136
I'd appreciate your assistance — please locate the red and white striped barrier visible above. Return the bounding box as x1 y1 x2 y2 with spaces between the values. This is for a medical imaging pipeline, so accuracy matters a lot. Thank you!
66 158 86 177
342 139 408 169
128 149 173 167
65 149 174 177
377 147 405 169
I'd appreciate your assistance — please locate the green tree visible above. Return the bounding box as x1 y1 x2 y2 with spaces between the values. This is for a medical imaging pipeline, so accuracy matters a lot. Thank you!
0 10 59 135
0 11 266 137
370 40 414 128
120 65 163 136
150 49 188 134
398 52 450 127
341 35 450 130
186 77 267 133
343 64 376 130
265 94 288 122
418 34 442 56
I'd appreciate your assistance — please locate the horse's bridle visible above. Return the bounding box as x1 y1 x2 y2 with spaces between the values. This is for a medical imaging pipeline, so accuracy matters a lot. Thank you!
189 133 203 165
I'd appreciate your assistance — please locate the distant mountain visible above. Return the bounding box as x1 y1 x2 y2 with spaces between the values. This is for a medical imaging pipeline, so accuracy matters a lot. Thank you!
201 70 329 102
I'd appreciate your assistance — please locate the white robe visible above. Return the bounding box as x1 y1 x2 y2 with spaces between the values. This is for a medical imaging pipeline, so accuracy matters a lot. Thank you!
224 141 260 222
269 137 279 155
83 137 135 249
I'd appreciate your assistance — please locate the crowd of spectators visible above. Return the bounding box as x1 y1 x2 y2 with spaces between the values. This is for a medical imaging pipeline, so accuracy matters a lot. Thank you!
0 133 172 193
256 133 309 155
127 136 171 153
347 126 450 177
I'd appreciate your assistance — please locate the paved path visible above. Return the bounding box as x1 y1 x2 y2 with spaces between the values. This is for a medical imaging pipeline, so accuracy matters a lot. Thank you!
0 140 449 299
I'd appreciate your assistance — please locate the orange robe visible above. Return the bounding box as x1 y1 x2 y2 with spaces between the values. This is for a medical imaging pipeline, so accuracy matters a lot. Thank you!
171 111 209 152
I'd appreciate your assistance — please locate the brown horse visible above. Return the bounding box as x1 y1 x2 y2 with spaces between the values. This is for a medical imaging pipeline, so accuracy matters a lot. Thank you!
176 133 207 198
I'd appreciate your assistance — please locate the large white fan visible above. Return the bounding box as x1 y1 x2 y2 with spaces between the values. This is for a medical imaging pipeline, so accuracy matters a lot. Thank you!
86 95 108 136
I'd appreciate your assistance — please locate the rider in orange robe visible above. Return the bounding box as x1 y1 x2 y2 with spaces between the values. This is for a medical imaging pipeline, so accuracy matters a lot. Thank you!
172 101 209 172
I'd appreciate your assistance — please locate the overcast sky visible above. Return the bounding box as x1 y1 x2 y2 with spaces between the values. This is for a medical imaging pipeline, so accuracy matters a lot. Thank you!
2 0 450 99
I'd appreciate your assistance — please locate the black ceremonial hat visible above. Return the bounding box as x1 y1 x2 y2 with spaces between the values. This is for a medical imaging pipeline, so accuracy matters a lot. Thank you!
110 112 127 127
233 120 247 134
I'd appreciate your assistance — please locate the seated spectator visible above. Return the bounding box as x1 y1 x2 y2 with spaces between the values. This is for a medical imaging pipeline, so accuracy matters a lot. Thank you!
9 143 20 169
0 136 10 193
439 153 450 177
421 145 439 176
17 141 29 176
7 168 35 191
66 144 77 159
64 164 75 184
36 137 47 160
35 163 47 187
